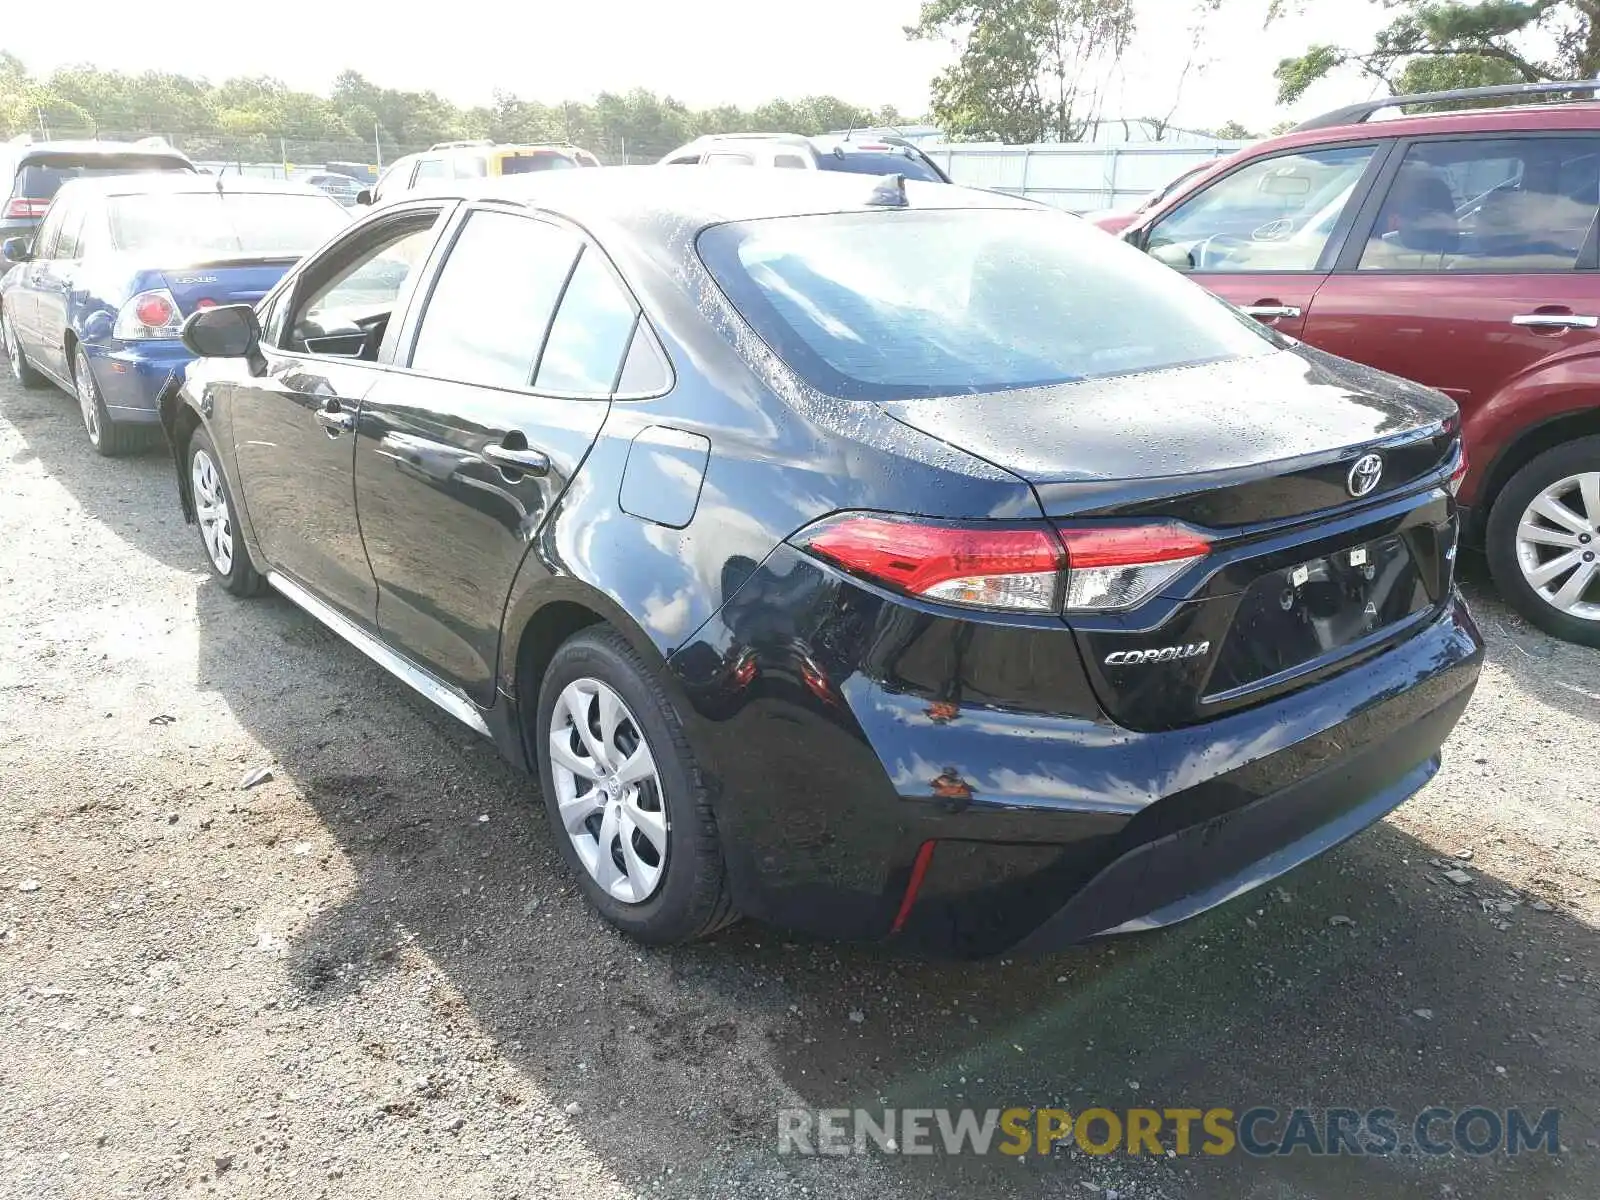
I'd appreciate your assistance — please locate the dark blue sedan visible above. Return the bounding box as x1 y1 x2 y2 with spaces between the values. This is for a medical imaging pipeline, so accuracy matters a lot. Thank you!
0 173 348 455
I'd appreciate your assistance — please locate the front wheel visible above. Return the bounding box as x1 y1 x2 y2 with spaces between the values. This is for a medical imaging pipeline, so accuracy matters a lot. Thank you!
186 427 264 597
1485 436 1600 647
535 626 737 945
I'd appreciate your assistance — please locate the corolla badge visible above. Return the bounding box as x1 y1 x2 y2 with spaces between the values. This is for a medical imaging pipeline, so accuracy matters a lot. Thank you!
1347 453 1384 498
1104 641 1211 667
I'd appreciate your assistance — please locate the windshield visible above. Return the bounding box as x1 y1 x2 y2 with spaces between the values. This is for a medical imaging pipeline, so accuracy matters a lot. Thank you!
16 156 192 200
814 150 945 183
108 192 347 257
699 208 1276 401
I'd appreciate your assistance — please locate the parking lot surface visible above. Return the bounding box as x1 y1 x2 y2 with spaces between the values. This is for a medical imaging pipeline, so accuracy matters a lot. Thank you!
2 371 1597 1199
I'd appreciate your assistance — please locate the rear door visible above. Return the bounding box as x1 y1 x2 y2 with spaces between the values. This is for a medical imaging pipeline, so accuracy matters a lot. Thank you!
1139 142 1389 337
1300 133 1600 411
354 205 631 705
229 203 449 623
31 196 88 378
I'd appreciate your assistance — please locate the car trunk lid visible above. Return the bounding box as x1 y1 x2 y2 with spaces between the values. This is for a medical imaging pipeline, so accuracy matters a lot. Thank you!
137 258 296 315
881 348 1462 731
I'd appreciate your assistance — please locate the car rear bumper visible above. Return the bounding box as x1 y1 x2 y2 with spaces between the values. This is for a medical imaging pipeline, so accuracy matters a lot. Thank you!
672 545 1484 957
84 341 188 422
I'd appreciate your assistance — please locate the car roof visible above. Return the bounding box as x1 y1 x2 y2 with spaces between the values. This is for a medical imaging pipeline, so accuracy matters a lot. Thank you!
53 173 330 200
1249 100 1600 157
10 139 192 162
404 164 1033 230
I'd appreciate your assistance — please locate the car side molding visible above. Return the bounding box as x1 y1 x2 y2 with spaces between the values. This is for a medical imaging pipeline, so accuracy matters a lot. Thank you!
265 571 491 736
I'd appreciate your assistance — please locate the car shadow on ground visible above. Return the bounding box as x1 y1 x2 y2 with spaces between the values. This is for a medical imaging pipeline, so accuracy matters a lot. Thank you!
180 573 1599 1200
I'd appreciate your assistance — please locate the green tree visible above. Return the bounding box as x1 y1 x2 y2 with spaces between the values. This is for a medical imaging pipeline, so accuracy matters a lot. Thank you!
907 0 1136 142
1275 0 1600 105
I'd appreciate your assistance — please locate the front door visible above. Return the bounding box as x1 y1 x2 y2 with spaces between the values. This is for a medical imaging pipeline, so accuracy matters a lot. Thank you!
231 207 446 624
1301 134 1600 408
355 206 632 704
31 197 87 380
1139 142 1386 339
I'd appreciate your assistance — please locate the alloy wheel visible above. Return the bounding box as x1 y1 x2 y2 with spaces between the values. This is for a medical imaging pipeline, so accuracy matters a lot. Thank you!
76 355 101 446
1514 471 1600 622
547 678 668 904
191 447 235 575
2 313 20 382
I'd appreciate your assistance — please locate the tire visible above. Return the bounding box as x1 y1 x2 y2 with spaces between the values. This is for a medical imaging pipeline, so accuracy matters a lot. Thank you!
185 426 264 597
1485 435 1600 648
535 626 737 945
73 345 149 457
1 306 45 389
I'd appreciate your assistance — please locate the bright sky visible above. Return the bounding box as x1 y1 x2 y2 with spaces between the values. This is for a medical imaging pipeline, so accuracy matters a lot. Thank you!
9 0 1393 131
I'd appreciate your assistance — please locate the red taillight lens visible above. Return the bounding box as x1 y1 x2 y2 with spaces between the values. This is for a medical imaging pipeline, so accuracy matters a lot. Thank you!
1448 443 1469 496
1057 523 1211 611
795 514 1064 612
3 197 49 219
793 514 1212 614
135 294 176 327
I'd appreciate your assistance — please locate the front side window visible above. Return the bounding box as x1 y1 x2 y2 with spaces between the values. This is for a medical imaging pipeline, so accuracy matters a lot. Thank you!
107 192 347 258
286 218 439 357
1146 145 1376 273
704 152 755 167
535 247 637 395
1359 137 1600 272
410 210 580 389
29 202 66 259
412 158 449 183
699 207 1276 401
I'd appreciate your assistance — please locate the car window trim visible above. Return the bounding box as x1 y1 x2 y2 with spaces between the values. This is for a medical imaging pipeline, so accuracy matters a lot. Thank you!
1335 130 1600 275
388 200 670 401
1139 138 1393 276
267 200 453 366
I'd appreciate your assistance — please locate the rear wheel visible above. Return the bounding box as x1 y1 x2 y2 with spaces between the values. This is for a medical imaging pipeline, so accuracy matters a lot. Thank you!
186 426 264 597
1 307 44 389
73 346 148 457
535 626 737 944
1485 436 1600 648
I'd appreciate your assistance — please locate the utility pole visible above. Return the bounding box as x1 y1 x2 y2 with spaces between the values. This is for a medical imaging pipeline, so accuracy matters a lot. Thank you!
280 136 288 180
375 121 383 174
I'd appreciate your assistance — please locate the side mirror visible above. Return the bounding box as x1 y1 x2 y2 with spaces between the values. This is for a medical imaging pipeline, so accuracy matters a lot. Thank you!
355 188 373 206
182 304 261 359
1150 242 1196 272
2 236 33 264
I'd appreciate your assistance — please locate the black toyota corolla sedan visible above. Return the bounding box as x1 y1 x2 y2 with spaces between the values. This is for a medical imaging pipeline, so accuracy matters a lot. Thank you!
159 168 1483 956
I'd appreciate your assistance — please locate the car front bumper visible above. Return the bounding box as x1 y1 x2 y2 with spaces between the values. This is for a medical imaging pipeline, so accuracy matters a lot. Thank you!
672 546 1485 957
83 340 189 423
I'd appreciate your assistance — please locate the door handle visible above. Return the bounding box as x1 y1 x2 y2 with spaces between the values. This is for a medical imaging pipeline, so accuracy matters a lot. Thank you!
314 407 355 435
1241 304 1302 319
1511 312 1598 330
481 442 550 476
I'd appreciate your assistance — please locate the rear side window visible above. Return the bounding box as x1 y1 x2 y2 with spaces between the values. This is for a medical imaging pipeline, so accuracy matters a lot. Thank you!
453 155 488 179
773 154 808 169
814 150 944 183
1358 136 1600 272
500 152 578 175
534 248 637 395
14 154 192 200
410 210 580 388
699 208 1276 401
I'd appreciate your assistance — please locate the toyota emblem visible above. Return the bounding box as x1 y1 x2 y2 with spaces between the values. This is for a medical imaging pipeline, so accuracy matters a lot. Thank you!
1347 453 1384 498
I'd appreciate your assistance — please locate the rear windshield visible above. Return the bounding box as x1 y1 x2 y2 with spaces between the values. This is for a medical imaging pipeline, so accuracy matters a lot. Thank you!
815 150 945 183
15 155 192 200
698 208 1276 401
500 152 579 175
108 192 347 257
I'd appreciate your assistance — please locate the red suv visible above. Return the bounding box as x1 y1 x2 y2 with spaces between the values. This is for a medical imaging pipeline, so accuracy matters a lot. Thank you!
1102 81 1600 647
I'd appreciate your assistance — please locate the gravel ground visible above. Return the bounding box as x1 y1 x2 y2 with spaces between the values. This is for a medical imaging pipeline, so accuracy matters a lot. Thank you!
1 368 1597 1200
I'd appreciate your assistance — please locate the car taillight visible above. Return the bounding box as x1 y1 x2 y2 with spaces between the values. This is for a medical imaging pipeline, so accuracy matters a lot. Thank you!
1448 442 1469 496
794 514 1065 612
113 289 183 340
1056 524 1212 611
3 197 49 219
791 514 1211 614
